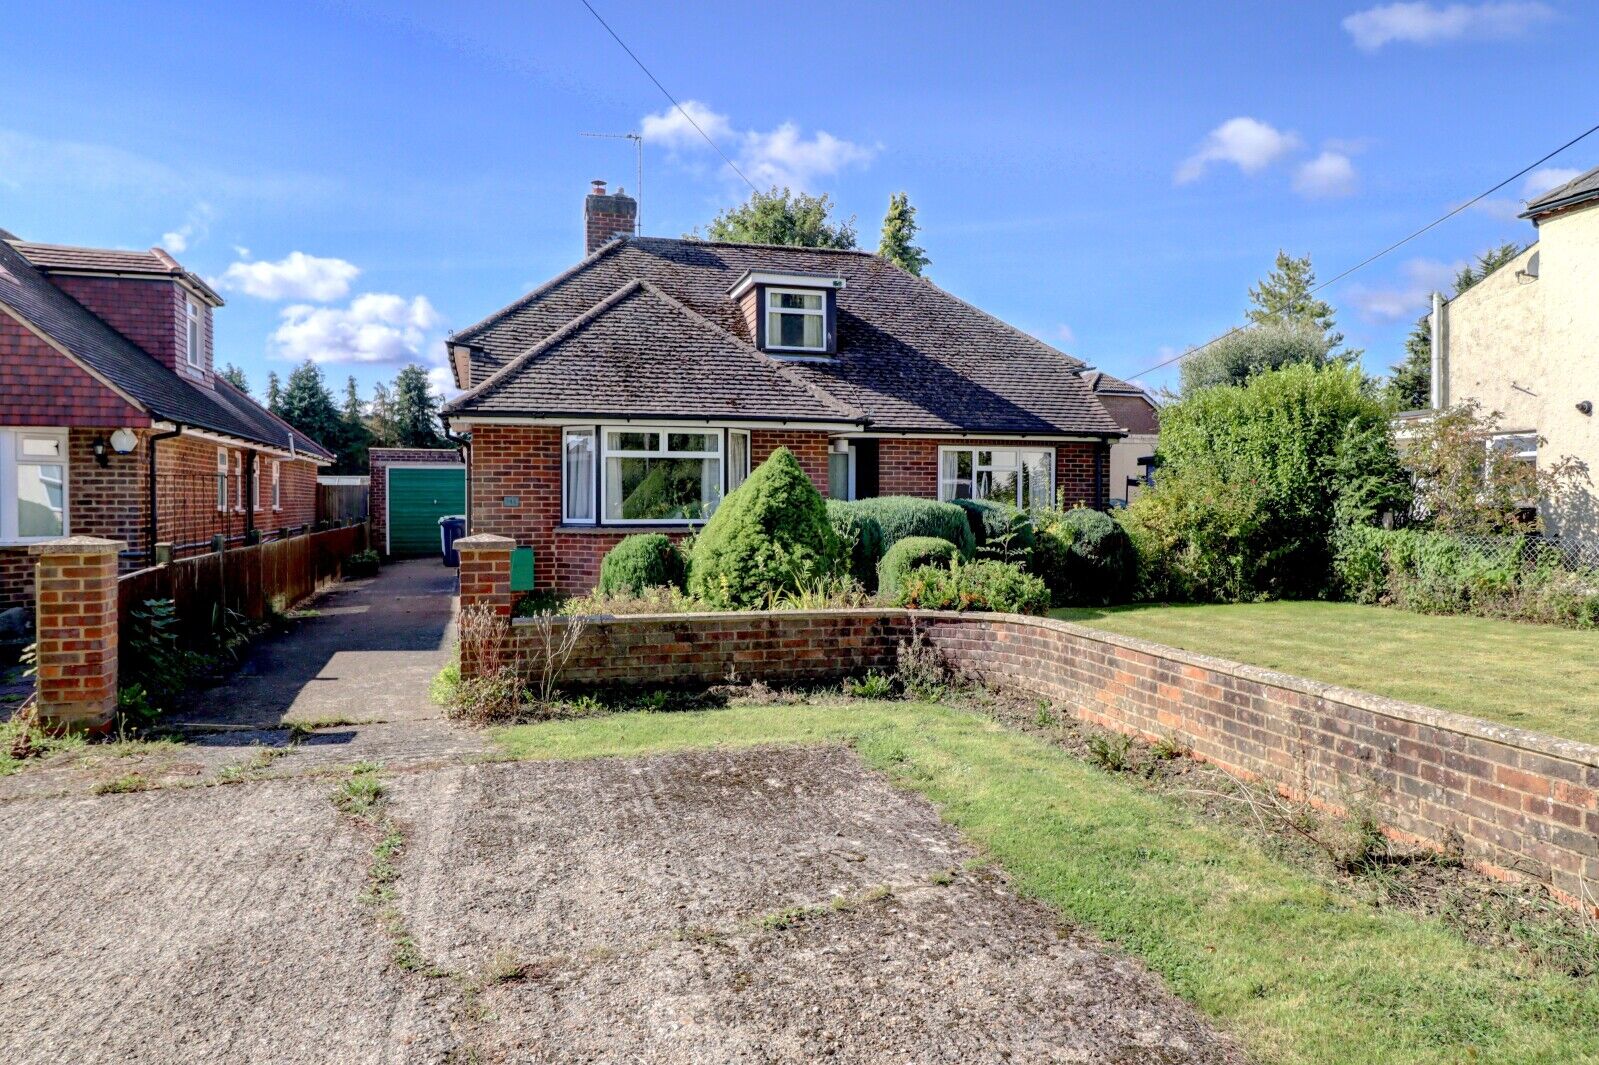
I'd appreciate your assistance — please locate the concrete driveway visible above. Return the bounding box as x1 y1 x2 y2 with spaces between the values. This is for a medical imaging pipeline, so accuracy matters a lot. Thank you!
0 743 1241 1064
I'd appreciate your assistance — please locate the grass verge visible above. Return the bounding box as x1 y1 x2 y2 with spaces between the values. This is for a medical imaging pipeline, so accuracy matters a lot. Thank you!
1051 600 1599 744
495 701 1599 1065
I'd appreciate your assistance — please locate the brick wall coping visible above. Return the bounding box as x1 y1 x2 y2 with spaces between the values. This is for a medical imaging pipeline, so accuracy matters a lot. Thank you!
456 533 514 550
29 536 126 556
526 607 1599 770
369 448 463 459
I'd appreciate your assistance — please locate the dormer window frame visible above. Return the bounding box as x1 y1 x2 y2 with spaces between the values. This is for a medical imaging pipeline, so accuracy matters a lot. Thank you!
764 286 829 354
185 297 203 368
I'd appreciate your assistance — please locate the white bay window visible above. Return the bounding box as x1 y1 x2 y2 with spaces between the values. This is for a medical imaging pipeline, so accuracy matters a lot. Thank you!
563 426 742 525
1 429 68 542
938 447 1054 511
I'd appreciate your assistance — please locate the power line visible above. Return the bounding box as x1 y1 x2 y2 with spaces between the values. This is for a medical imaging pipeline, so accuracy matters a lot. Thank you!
1125 121 1599 383
577 0 760 194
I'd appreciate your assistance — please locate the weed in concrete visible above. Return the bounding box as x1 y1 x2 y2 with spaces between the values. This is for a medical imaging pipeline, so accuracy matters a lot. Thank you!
929 868 957 886
333 763 385 817
93 772 151 795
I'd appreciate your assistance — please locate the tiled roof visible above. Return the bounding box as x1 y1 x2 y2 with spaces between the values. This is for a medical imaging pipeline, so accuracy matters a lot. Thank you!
0 240 330 458
8 240 224 305
449 237 1122 436
1521 163 1599 219
448 279 860 423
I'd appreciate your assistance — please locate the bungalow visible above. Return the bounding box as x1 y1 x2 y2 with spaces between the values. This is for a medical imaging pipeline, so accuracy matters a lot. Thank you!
0 233 331 611
442 182 1126 594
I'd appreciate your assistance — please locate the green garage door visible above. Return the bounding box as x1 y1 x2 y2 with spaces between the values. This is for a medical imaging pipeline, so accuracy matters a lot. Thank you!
387 466 466 556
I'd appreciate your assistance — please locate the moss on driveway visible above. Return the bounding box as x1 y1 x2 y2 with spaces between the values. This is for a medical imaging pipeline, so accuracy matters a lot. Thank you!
496 701 1599 1065
1051 600 1599 745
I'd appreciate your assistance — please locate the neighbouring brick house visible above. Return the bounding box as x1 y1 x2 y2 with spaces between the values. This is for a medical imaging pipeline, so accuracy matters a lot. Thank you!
1085 371 1160 505
0 233 332 611
441 182 1126 595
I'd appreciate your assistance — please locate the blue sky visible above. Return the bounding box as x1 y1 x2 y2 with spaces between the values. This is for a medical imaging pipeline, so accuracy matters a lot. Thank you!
1 1 1593 399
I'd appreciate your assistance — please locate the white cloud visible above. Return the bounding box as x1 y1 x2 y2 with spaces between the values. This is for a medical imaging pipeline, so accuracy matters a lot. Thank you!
1294 151 1358 198
1522 166 1581 199
427 363 459 400
220 251 361 301
1055 324 1076 345
1174 117 1300 185
639 100 734 150
160 203 214 254
1344 258 1461 323
641 100 876 190
1342 2 1554 51
272 293 441 365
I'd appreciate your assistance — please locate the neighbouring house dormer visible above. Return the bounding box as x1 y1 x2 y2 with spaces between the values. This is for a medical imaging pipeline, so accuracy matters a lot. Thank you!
5 239 223 386
728 271 845 357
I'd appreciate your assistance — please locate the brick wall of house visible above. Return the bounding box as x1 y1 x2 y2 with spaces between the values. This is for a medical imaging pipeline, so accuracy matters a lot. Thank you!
369 447 465 556
466 425 834 595
49 275 211 384
0 314 149 427
485 607 1599 910
875 438 1107 508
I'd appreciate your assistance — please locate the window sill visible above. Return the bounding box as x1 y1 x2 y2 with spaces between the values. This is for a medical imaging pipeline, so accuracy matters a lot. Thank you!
555 522 702 534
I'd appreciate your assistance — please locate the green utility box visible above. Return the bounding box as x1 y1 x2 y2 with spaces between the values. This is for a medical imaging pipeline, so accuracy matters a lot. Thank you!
509 546 536 592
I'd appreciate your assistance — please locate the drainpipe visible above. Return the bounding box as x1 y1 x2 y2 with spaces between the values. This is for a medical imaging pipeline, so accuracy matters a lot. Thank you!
244 451 257 541
147 423 184 564
1429 291 1444 410
444 422 471 532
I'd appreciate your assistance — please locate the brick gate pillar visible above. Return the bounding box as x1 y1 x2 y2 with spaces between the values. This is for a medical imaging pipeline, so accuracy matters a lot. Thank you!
456 534 514 617
31 536 123 733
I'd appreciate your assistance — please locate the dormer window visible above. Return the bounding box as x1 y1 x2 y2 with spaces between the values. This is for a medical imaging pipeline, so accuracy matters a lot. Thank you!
728 270 844 356
767 289 826 352
185 298 202 368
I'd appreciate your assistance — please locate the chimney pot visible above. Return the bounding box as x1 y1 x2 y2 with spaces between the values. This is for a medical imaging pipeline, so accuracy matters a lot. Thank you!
590 179 607 195
583 177 638 256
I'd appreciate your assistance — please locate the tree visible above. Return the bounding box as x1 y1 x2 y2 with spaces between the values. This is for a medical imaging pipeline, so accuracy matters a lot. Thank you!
701 187 857 248
365 381 396 448
389 365 443 448
265 371 283 414
877 192 929 275
1384 243 1524 410
1247 251 1342 347
219 363 250 394
337 375 373 474
275 361 343 455
1178 321 1336 394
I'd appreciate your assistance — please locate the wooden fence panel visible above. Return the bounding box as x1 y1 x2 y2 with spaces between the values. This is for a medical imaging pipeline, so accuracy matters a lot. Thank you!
318 483 369 524
118 524 368 642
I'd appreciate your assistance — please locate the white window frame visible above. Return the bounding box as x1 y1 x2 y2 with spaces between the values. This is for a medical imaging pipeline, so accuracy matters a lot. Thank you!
728 429 752 493
216 448 229 512
233 452 243 512
764 287 828 353
937 446 1056 510
271 460 282 511
600 426 724 525
185 299 203 368
0 428 70 544
562 427 596 525
1486 432 1537 477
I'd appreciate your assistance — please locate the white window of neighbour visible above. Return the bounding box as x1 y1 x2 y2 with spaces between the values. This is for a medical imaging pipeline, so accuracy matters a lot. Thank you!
185 299 203 368
272 461 281 510
765 288 826 352
728 430 751 492
216 448 228 511
602 428 722 523
938 447 1054 510
1 430 69 542
562 428 596 524
1488 432 1538 475
233 452 243 510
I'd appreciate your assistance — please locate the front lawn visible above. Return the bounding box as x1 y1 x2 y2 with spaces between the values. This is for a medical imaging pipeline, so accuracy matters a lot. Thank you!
495 701 1599 1065
1051 600 1599 745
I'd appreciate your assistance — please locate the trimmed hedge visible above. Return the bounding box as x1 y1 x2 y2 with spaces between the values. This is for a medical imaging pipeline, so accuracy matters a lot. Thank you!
951 498 1035 559
894 559 1052 616
840 496 975 558
878 536 960 600
687 448 840 608
597 533 687 595
1033 508 1137 606
826 500 885 591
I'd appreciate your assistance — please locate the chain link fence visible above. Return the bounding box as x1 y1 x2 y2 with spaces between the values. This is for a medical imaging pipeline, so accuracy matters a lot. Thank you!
1450 533 1599 573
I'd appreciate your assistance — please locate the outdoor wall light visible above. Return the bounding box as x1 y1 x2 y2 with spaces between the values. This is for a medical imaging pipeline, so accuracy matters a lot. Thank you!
1578 400 1593 416
92 437 109 466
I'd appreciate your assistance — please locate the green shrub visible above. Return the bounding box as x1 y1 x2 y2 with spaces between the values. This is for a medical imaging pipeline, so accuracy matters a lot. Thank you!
345 548 380 579
597 533 687 595
839 496 974 557
1332 526 1599 628
878 536 960 600
951 499 1035 561
687 448 841 608
1033 507 1137 606
826 500 885 590
893 559 1052 616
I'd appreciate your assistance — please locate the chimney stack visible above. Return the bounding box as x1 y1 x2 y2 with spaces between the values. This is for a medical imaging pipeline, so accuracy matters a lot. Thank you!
584 179 637 255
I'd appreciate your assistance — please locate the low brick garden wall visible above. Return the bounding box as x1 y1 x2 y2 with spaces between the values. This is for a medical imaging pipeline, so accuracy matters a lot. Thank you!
490 606 1599 910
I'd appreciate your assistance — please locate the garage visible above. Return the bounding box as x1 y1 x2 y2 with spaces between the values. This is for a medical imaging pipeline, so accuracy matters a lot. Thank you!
383 464 466 557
